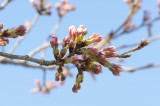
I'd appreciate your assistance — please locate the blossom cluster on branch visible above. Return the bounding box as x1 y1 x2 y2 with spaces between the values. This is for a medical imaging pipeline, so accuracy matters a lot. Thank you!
0 0 159 94
50 25 123 93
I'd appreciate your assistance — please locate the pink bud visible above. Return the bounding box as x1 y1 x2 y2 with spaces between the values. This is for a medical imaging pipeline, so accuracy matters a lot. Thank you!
68 25 78 39
62 36 70 47
77 25 88 35
50 35 58 48
90 33 102 42
87 47 99 57
101 46 117 58
0 37 9 46
109 64 123 76
70 55 79 65
16 25 26 36
92 64 102 74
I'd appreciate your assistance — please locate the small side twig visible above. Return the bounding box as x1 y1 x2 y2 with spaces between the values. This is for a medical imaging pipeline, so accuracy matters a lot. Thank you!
0 0 12 10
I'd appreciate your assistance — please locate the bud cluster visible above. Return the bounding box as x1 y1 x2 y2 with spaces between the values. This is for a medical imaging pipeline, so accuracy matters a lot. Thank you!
124 0 141 13
50 25 123 93
31 80 56 94
29 0 52 15
0 24 26 46
55 0 75 17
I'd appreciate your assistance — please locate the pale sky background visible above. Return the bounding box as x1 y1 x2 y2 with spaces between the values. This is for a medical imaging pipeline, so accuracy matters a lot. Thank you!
0 0 160 106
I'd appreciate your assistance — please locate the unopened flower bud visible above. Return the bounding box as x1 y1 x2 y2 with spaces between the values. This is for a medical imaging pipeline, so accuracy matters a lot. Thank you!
101 46 117 58
55 76 60 81
109 63 123 76
70 55 79 65
62 36 70 47
68 25 78 39
61 75 66 81
50 35 58 48
140 39 149 47
0 37 9 46
15 25 26 36
92 64 102 74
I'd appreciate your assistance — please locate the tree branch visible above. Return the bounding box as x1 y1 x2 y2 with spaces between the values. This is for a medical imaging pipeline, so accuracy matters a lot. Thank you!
0 52 56 66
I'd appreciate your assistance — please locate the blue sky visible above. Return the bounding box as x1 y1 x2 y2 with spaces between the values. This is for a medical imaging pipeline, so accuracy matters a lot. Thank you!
0 0 160 106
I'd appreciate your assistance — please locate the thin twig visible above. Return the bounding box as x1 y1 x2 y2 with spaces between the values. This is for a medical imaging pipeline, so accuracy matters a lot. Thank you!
117 34 160 50
123 63 160 72
0 0 12 10
0 60 56 70
0 52 56 66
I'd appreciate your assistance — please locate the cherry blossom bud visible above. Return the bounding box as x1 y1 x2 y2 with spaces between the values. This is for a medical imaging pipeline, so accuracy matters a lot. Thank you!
15 25 26 36
109 64 123 76
80 47 99 57
72 84 78 93
90 33 102 42
55 76 60 81
62 36 70 47
92 64 102 75
70 55 79 65
0 37 9 46
101 46 117 58
77 25 88 35
140 39 149 47
50 35 58 48
68 25 78 39
61 74 66 81
84 33 102 45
